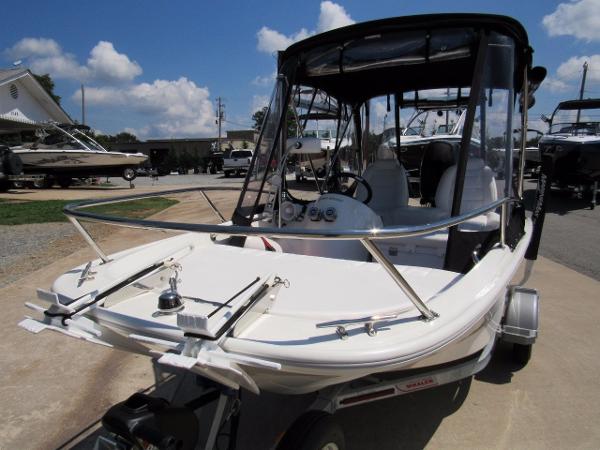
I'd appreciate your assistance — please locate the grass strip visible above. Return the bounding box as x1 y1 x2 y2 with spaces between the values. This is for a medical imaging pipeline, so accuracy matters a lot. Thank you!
0 197 178 226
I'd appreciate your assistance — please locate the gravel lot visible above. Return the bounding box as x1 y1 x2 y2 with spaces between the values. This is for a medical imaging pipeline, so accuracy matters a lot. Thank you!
0 222 110 289
0 223 74 268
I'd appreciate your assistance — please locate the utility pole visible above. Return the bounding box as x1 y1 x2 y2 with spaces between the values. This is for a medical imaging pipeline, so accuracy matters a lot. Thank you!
81 84 85 125
216 97 224 152
576 61 588 123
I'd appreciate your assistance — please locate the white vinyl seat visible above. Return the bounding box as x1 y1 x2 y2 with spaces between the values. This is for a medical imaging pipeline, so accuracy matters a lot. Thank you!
356 144 409 223
379 158 499 268
387 158 499 229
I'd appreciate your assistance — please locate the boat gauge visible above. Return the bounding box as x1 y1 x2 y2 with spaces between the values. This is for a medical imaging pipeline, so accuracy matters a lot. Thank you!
324 207 337 222
309 206 322 221
280 201 299 221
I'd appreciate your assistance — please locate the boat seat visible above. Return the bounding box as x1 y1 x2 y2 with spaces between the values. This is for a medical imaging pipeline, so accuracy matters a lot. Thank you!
356 144 409 223
419 140 456 206
377 158 499 268
386 158 499 230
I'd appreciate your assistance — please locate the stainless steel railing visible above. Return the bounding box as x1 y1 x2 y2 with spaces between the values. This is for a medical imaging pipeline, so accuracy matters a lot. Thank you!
63 186 513 321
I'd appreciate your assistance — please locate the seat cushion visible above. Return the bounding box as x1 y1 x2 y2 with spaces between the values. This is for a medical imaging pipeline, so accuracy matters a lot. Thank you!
357 145 409 215
435 158 498 213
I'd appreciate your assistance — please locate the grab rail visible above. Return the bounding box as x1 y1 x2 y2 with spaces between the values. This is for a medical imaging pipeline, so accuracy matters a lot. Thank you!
64 186 510 241
63 187 513 322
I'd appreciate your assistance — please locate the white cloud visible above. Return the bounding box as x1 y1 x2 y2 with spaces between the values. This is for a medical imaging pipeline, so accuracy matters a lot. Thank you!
5 37 61 59
317 1 355 32
252 72 276 86
4 37 141 83
86 41 142 83
29 52 89 80
541 76 572 93
251 95 270 113
74 77 216 138
256 27 310 54
556 55 600 83
256 1 354 53
542 0 600 41
540 55 599 96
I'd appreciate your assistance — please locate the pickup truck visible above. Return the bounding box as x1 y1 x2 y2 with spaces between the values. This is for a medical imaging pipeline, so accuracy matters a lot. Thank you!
223 149 253 177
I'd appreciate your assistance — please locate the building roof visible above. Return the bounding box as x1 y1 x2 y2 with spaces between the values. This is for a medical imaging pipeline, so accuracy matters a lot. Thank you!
0 68 28 84
0 67 72 130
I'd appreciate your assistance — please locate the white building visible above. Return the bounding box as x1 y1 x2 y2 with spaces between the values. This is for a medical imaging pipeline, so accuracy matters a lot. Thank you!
0 68 72 131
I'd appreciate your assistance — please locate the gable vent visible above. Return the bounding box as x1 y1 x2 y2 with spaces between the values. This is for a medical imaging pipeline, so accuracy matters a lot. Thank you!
9 84 19 99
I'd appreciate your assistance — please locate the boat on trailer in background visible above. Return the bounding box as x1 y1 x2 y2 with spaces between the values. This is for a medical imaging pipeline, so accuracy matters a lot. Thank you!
10 123 147 188
539 98 600 209
19 14 548 449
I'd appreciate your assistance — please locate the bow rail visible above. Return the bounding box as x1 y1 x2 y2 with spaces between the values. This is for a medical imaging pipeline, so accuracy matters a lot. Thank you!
63 186 513 322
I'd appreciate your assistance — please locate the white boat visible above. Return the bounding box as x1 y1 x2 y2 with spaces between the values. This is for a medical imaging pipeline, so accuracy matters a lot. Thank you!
381 99 466 174
19 14 549 449
12 123 147 186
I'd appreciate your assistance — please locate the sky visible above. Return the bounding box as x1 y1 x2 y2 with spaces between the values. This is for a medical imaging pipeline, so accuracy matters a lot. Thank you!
1 0 599 139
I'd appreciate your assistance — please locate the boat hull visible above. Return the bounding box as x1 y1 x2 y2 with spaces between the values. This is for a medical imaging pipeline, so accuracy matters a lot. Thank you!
34 215 530 395
13 149 147 177
539 137 600 185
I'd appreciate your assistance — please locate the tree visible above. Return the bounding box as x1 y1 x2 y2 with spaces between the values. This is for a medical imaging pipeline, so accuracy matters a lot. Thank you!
33 73 61 104
93 134 116 150
252 107 267 132
252 106 298 138
93 131 139 150
115 132 139 143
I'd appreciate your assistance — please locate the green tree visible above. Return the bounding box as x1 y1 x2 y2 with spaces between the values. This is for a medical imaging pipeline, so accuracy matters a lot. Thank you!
115 132 139 143
252 107 267 132
93 134 116 150
252 106 298 137
33 73 61 104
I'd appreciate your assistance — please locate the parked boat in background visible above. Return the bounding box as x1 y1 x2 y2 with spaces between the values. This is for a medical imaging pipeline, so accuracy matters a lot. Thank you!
10 123 147 187
539 98 600 208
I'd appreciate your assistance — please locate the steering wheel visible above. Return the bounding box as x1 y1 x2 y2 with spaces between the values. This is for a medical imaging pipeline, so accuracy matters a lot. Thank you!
328 172 372 204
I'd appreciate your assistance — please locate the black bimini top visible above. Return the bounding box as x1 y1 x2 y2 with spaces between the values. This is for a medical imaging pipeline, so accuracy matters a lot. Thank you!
279 14 531 104
555 99 600 111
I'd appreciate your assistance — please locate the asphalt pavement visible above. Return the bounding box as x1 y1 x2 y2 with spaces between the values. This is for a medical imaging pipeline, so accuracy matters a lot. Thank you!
522 178 600 281
1 173 599 449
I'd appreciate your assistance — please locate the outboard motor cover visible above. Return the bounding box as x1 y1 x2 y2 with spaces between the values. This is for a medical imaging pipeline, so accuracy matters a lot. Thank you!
102 392 199 450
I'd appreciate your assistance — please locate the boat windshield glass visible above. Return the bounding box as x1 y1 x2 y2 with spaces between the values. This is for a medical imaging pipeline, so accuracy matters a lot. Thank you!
235 29 519 227
550 107 600 135
472 32 516 201
235 76 288 221
402 108 464 138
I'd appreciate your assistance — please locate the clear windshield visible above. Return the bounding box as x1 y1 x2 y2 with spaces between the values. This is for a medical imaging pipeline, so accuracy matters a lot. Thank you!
234 76 288 222
550 107 600 135
403 108 464 138
234 30 518 228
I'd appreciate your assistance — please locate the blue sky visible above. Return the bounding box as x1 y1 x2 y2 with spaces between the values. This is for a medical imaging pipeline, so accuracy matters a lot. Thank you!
2 0 599 138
